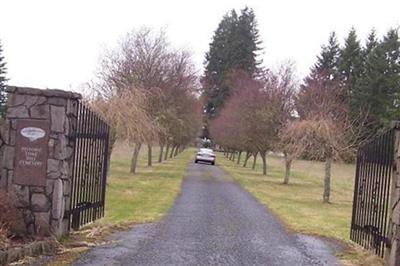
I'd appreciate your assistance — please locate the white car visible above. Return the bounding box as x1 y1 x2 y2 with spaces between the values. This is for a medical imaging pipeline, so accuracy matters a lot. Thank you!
195 148 216 165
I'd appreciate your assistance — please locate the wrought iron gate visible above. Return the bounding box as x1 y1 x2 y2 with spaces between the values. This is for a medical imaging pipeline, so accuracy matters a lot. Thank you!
68 102 110 230
350 128 394 257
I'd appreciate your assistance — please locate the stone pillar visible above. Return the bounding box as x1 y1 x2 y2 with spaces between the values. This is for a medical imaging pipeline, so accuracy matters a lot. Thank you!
386 122 400 265
0 86 80 238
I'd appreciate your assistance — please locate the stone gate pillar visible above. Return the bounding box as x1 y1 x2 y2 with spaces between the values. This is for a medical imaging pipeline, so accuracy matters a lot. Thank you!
386 123 400 265
0 86 80 238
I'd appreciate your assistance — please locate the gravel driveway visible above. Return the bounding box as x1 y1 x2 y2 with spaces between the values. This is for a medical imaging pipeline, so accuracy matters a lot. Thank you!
74 162 339 266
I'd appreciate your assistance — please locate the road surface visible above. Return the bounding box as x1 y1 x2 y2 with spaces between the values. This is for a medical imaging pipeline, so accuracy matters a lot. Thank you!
74 162 339 266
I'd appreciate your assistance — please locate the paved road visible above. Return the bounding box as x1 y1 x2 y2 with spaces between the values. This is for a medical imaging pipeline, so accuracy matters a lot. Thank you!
74 163 339 266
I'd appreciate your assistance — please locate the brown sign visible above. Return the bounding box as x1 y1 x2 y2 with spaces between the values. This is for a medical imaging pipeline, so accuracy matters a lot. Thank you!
14 120 49 186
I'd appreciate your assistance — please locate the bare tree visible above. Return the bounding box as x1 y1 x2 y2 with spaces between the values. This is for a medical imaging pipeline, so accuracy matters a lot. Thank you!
89 90 156 174
210 64 296 176
285 73 367 202
91 27 201 173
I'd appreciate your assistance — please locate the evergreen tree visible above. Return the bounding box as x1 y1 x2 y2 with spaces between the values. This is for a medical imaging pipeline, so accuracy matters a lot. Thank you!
202 7 262 118
376 29 400 125
234 7 262 74
338 28 363 95
309 32 340 82
351 30 379 123
354 29 400 132
364 29 378 56
0 40 7 118
297 32 341 120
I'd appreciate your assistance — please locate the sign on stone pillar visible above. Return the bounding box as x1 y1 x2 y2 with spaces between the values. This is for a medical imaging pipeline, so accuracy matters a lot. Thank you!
0 86 80 239
14 120 49 186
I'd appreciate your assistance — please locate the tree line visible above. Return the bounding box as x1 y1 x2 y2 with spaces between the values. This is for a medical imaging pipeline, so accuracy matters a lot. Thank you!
204 7 400 203
89 28 202 174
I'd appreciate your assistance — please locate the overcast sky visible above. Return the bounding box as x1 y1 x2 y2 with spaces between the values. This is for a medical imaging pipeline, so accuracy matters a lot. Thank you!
1 0 399 92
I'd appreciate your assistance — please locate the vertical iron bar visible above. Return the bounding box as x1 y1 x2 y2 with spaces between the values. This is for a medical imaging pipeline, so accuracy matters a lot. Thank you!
354 148 364 244
98 119 106 219
69 100 80 230
382 129 394 256
90 114 100 221
101 123 110 218
81 105 90 227
351 149 361 241
74 102 85 229
86 110 95 224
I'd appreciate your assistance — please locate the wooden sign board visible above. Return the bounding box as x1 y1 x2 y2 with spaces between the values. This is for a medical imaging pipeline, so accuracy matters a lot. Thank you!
14 120 49 186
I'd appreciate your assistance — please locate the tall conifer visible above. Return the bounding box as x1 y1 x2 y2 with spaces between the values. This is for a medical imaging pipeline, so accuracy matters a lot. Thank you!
202 7 262 118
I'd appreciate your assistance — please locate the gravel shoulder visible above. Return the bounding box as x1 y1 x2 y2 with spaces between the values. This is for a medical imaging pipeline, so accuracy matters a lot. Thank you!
73 162 340 266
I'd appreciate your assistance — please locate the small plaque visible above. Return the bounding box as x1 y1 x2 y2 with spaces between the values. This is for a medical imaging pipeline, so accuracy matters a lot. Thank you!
14 120 49 186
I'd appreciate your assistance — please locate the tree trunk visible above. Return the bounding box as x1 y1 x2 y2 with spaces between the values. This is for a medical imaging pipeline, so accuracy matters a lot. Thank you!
232 151 236 161
169 145 175 158
237 151 242 164
147 144 152 167
323 156 332 203
130 143 142 174
283 154 292 185
164 144 170 161
174 145 179 156
252 152 258 170
158 145 164 163
260 151 267 175
106 129 117 177
243 151 250 167
229 151 233 160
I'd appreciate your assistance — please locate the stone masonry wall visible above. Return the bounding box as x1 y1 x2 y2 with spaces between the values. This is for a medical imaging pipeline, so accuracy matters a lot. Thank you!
386 125 400 265
0 86 80 238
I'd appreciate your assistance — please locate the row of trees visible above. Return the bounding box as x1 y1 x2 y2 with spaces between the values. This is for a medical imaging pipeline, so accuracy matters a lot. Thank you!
91 28 202 174
210 65 295 176
206 8 400 203
302 29 400 138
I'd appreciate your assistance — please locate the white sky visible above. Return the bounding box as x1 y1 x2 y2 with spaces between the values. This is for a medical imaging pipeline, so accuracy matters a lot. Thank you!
1 0 399 93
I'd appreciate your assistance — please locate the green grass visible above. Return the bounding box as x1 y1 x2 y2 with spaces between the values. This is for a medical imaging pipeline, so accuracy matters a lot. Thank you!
217 153 384 265
102 143 194 225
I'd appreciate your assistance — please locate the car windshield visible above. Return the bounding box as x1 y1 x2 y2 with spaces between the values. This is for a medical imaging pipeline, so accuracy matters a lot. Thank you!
200 148 213 154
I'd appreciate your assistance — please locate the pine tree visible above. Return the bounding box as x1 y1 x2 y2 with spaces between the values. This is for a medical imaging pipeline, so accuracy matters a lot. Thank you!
234 7 262 75
297 32 341 120
351 30 378 119
364 30 378 55
202 7 262 118
379 29 400 125
310 32 340 82
338 28 363 93
0 40 7 118
354 29 400 132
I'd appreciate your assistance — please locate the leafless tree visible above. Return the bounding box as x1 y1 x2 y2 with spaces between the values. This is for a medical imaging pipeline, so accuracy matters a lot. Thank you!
91 27 201 173
211 63 296 176
285 73 367 202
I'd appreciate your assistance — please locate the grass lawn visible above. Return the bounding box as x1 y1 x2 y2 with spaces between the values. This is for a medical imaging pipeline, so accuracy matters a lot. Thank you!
217 152 383 266
102 143 194 225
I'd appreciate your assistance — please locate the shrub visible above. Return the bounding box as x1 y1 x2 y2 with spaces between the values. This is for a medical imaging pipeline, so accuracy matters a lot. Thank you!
0 191 24 244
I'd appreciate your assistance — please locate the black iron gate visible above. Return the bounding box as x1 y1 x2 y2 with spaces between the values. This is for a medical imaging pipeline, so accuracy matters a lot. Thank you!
350 128 395 257
68 102 110 230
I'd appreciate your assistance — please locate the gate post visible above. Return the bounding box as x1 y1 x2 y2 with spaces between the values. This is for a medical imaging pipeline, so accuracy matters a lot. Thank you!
0 86 80 238
386 122 400 265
